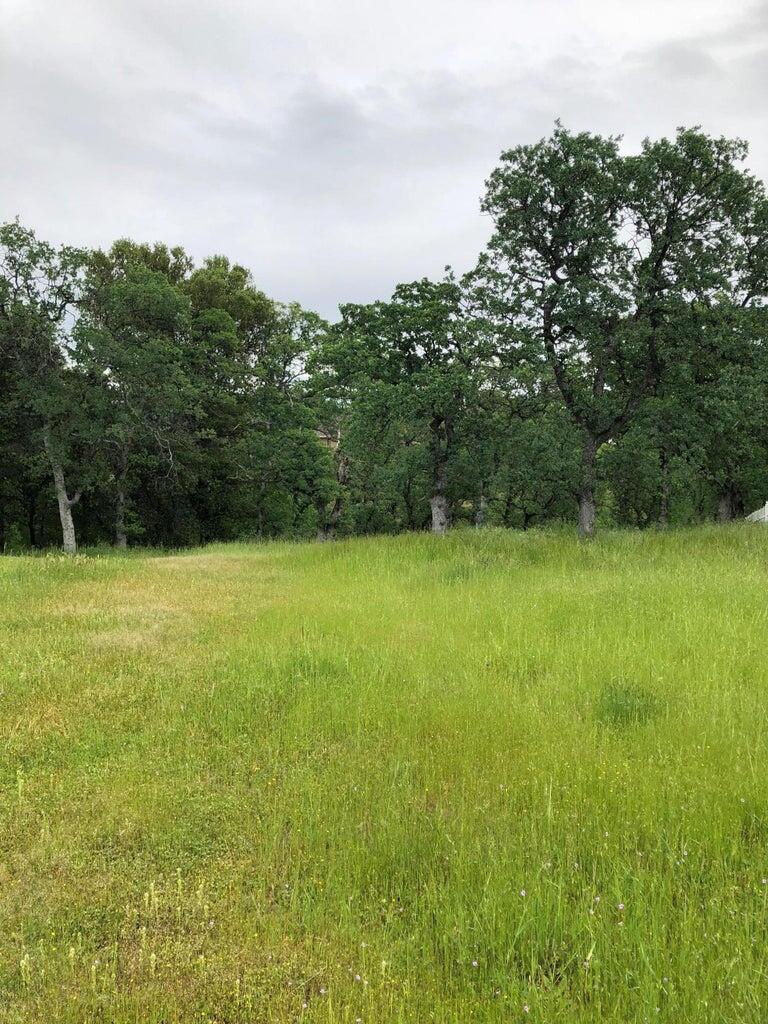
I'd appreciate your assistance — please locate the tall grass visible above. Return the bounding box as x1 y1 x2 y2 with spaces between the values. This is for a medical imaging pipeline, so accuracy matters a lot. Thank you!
3 527 768 1022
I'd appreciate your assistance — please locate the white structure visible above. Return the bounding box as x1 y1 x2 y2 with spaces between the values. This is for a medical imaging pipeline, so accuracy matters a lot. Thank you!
746 501 768 523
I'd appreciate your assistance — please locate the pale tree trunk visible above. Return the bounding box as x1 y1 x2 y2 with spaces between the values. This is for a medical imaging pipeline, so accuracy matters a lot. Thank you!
115 488 128 549
430 495 449 534
429 415 451 535
114 447 129 548
474 493 488 528
577 434 598 540
658 448 670 528
430 460 450 535
42 426 80 554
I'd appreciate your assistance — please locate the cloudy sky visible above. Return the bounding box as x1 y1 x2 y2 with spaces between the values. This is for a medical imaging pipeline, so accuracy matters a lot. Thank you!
1 0 766 317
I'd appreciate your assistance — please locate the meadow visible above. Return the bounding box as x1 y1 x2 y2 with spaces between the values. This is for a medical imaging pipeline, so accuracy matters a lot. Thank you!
3 527 768 1023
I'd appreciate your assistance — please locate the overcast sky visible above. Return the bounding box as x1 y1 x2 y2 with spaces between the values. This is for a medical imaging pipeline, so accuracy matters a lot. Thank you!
1 0 766 317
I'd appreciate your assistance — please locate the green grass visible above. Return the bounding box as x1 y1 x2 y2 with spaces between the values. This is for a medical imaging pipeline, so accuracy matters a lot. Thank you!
3 527 768 1023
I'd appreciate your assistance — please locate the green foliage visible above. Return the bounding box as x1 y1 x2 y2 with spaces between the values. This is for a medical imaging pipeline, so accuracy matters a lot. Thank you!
322 275 491 532
0 230 335 549
1 123 767 549
476 124 768 535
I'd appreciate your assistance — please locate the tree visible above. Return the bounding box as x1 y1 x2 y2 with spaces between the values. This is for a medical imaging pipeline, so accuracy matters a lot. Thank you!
0 222 86 552
478 125 763 537
186 260 333 540
77 242 202 547
325 276 484 534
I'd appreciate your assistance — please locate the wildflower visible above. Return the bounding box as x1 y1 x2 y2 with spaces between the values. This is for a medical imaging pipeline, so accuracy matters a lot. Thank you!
523 1005 530 1014
617 903 625 911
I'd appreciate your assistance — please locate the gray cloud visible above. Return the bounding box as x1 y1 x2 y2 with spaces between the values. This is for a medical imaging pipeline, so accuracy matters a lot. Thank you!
0 0 765 317
645 43 722 80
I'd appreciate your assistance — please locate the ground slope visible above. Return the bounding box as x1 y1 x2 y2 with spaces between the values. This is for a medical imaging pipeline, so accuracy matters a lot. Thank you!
2 528 768 1023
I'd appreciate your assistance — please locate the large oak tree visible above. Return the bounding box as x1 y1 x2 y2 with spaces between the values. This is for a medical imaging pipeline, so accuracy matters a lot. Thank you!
478 125 765 536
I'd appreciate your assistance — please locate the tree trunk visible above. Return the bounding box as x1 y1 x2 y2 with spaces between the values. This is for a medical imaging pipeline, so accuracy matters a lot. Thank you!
42 426 80 554
26 490 39 548
717 487 736 523
403 478 415 529
716 481 745 523
577 434 598 540
503 488 515 527
114 446 130 549
430 493 449 534
50 461 78 554
316 497 341 542
429 415 451 535
316 451 350 542
474 493 488 528
115 488 128 549
658 448 670 528
430 459 450 535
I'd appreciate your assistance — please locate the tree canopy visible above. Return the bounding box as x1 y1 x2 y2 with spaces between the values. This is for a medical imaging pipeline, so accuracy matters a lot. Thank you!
1 125 766 551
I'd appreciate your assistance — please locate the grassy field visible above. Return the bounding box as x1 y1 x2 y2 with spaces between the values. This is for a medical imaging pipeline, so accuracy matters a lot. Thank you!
3 528 768 1023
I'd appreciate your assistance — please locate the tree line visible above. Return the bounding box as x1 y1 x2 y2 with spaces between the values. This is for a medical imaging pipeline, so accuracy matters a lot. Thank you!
1 125 767 552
